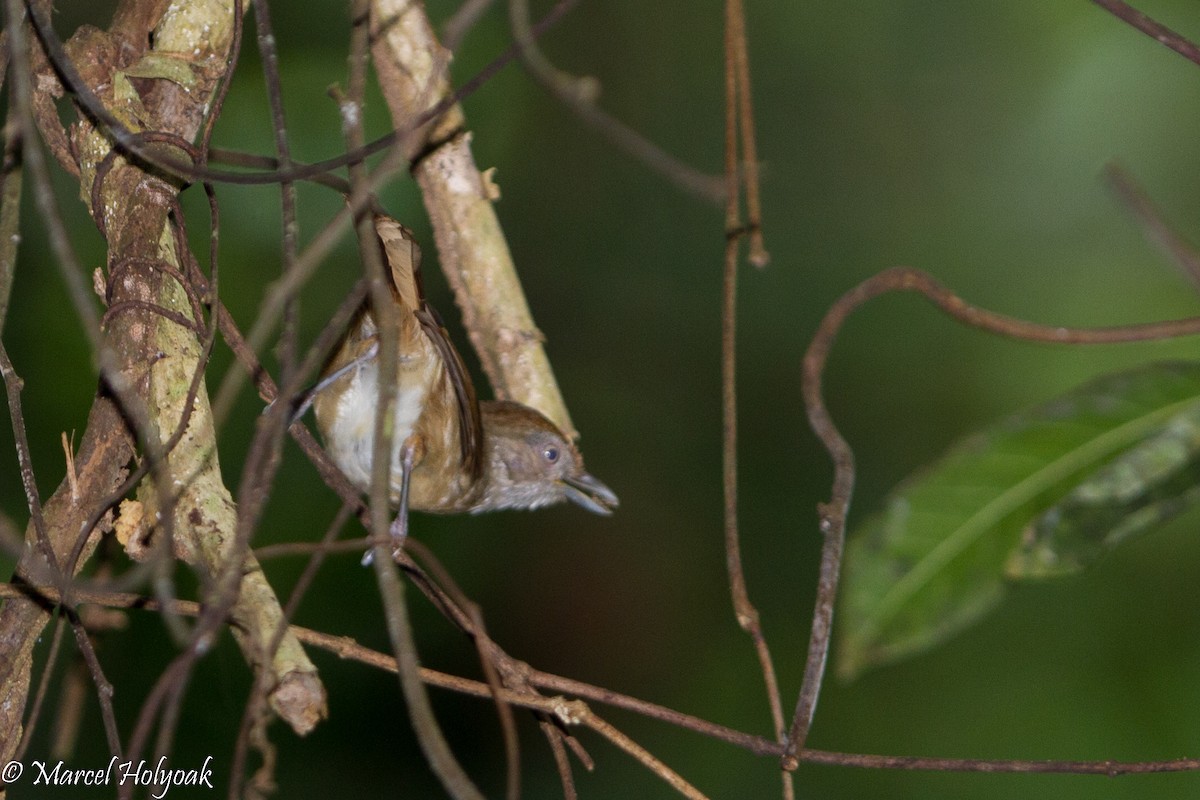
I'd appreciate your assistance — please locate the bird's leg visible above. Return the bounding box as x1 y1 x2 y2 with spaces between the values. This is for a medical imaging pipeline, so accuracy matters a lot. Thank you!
361 437 417 566
269 338 380 424
390 439 416 556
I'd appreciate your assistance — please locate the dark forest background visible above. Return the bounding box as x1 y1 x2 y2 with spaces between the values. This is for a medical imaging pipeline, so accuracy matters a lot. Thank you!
4 1 1200 797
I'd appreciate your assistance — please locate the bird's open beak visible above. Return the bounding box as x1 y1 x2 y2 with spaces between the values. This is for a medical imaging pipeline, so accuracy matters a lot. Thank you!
562 472 619 516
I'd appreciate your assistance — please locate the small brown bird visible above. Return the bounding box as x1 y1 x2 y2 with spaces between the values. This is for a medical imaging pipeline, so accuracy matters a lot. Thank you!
310 215 617 555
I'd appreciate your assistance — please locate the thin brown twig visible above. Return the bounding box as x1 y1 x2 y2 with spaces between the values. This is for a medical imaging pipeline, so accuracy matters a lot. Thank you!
61 433 78 503
0 96 22 335
1103 162 1200 289
231 503 354 799
197 0 244 157
403 538 604 789
468 607 522 800
728 0 768 268
50 650 90 760
344 5 484 795
5 581 1199 777
444 0 497 52
798 750 1200 775
720 2 787 797
508 0 726 205
66 612 122 756
122 656 196 800
540 716 579 800
24 0 578 190
285 624 1200 777
153 665 192 787
0 29 9 91
252 537 375 560
205 147 355 194
406 540 532 763
13 615 66 762
584 712 711 800
1092 0 1200 67
49 557 122 762
525 667 776 758
406 537 575 799
249 0 301 384
0 340 55 572
24 1 78 180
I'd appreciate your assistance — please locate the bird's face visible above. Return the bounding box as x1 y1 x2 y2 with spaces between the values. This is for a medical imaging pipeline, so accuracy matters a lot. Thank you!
475 401 619 515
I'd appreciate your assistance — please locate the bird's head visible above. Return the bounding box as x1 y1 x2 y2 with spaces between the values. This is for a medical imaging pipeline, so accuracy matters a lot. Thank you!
473 401 619 516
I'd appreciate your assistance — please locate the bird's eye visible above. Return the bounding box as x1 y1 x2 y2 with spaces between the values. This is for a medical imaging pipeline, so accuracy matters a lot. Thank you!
543 446 559 463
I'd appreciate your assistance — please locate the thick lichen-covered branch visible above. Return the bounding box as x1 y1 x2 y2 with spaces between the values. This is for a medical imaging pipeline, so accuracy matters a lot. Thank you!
91 0 325 735
0 0 325 751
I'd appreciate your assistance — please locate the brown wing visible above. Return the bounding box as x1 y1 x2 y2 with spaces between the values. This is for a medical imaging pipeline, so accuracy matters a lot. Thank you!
373 213 484 480
417 306 484 480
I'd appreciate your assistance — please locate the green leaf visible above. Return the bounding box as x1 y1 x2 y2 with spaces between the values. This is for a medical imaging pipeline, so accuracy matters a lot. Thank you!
1007 404 1200 578
837 362 1200 681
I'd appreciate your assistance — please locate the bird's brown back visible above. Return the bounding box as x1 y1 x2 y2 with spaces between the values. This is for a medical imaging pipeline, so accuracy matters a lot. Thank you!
373 214 483 482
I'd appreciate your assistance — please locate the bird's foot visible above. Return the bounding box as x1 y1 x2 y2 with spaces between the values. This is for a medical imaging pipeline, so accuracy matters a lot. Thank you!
360 512 409 566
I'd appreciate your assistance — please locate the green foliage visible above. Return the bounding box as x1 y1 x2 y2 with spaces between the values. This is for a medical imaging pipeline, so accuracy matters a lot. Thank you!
839 362 1200 680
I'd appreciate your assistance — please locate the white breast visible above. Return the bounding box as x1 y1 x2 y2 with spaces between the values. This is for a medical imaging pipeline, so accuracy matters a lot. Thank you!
325 356 433 499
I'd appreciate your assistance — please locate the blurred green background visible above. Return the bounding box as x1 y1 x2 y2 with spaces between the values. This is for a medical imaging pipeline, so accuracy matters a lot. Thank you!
4 0 1200 797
